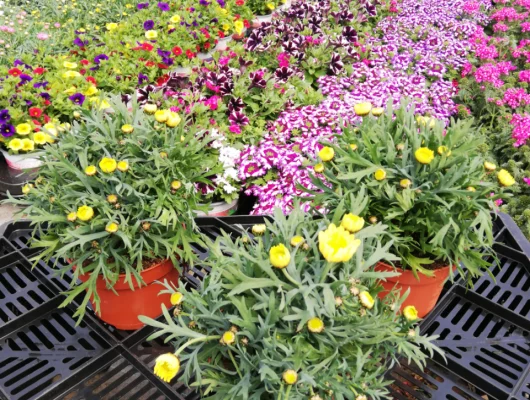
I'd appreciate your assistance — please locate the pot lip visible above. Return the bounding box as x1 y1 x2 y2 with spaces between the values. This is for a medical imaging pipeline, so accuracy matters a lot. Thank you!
74 258 175 289
376 260 456 284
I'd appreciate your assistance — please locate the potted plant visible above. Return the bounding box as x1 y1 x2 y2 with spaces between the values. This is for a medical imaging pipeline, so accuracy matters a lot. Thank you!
308 102 503 317
140 206 441 398
248 0 278 26
4 97 220 329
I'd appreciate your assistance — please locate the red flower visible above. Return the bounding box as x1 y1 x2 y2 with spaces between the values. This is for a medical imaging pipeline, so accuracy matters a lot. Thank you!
80 59 90 65
172 46 183 56
33 67 45 75
186 49 196 59
29 107 43 118
141 42 154 51
204 42 211 50
196 45 201 52
157 75 170 86
32 120 42 127
157 63 169 70
80 69 87 75
43 100 51 106
43 114 51 123
8 68 22 77
86 76 97 85
235 0 244 5
234 14 240 20
146 61 156 67
219 31 225 38
243 19 250 28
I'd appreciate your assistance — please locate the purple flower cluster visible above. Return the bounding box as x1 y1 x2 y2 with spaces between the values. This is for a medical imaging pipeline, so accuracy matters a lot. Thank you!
0 109 15 138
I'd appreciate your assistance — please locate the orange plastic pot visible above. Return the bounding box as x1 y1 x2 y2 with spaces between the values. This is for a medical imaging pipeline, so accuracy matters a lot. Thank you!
375 261 454 318
77 259 179 330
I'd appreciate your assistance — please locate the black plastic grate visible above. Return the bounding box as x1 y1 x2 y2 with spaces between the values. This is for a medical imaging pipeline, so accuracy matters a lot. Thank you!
0 303 112 400
388 361 485 400
422 285 530 400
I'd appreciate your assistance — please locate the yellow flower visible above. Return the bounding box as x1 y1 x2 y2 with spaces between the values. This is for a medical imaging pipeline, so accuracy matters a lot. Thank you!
400 178 412 188
484 161 496 171
99 99 111 110
170 292 184 306
99 157 117 173
84 85 98 96
374 168 386 181
369 216 378 224
251 224 266 235
63 61 78 69
396 143 405 151
498 169 515 187
349 144 358 151
154 353 180 383
67 212 77 222
77 205 94 221
145 30 158 39
170 15 181 23
307 317 324 333
290 235 305 246
171 180 182 190
437 145 451 156
354 102 372 116
154 110 169 123
218 7 227 14
64 86 77 95
266 2 275 10
221 331 236 345
467 186 476 192
63 71 81 79
314 163 324 173
121 124 134 134
371 107 384 116
73 111 81 119
105 222 119 233
415 147 434 164
144 104 158 114
85 165 97 176
318 146 334 162
416 116 435 128
43 123 58 136
341 214 364 233
283 370 298 385
107 194 118 204
403 305 418 321
8 139 23 151
21 139 34 152
223 23 231 31
359 291 374 309
160 151 168 159
269 243 291 269
318 224 361 263
166 112 181 127
22 184 33 194
234 20 244 35
106 22 118 31
117 160 129 172
16 123 32 136
33 132 47 145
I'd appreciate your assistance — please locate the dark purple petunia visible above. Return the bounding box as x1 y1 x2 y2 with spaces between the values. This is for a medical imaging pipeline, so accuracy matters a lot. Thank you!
19 74 33 85
0 124 15 138
229 111 250 126
13 59 24 67
228 97 244 112
249 70 267 89
157 2 169 11
73 37 88 47
33 81 48 89
94 54 109 64
329 53 344 75
138 73 149 85
0 110 10 124
342 26 358 43
216 0 225 6
137 2 149 9
25 100 32 106
39 92 51 100
275 66 294 82
143 20 155 30
69 93 86 106
199 0 209 5
157 48 171 58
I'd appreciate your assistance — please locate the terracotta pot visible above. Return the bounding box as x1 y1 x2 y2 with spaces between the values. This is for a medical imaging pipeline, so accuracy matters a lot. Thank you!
375 261 454 318
77 259 179 330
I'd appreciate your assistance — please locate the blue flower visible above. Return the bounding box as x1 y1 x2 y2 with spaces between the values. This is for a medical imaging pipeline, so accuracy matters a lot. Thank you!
0 110 10 124
19 74 33 84
69 93 86 106
94 54 109 64
143 20 155 30
158 2 170 11
137 2 149 9
73 37 88 47
33 81 48 89
0 124 15 138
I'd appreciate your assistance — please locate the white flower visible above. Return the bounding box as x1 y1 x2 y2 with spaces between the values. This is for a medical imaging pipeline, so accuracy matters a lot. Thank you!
223 183 238 193
224 167 239 180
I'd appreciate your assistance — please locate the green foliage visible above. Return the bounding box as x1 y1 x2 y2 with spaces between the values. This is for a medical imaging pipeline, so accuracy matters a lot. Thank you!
307 102 500 283
5 97 219 321
140 207 441 399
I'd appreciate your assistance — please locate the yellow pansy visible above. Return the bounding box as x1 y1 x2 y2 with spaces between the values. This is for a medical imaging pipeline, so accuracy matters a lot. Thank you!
99 157 117 173
403 305 418 321
269 243 291 269
341 214 364 233
77 205 94 221
153 353 180 383
16 123 32 136
415 147 434 164
307 317 324 333
318 224 361 263
318 146 334 162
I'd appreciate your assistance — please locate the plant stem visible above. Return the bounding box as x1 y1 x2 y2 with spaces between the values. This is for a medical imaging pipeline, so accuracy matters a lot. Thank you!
282 269 300 287
278 385 284 400
228 349 243 379
319 261 335 283
174 335 220 357
285 385 292 400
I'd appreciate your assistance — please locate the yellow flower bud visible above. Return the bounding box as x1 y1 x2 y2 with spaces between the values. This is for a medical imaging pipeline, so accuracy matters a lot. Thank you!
105 222 119 233
354 102 372 116
144 104 158 114
403 305 418 321
153 353 180 383
484 161 496 171
251 224 266 235
437 145 451 156
67 212 77 222
154 110 169 123
341 214 364 233
318 146 334 162
283 370 298 385
170 292 184 306
314 163 324 173
171 180 182 190
221 331 236 345
400 178 412 188
85 165 97 176
415 147 435 164
374 168 386 181
269 244 291 268
121 124 134 134
307 317 324 333
107 194 118 204
117 160 129 172
359 291 374 309
498 169 515 187
290 235 305 246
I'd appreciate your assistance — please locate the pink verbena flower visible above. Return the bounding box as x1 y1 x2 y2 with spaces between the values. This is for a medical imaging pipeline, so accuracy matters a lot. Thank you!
510 113 530 147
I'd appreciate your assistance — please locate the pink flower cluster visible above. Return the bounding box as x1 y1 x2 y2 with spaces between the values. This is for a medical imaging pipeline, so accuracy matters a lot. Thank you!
510 113 530 147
